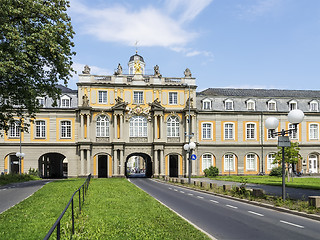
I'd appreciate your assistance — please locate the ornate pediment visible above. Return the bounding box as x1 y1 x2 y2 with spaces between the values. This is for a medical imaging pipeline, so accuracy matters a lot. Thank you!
112 96 128 110
149 98 165 111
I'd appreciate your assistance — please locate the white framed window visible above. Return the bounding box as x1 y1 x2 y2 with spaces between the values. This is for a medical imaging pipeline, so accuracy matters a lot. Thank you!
309 123 319 140
36 97 45 107
310 100 318 112
246 154 256 171
225 100 233 110
224 123 234 140
289 100 297 111
133 91 144 104
267 153 277 171
129 116 147 137
168 92 178 105
61 121 71 138
224 154 235 171
246 123 256 140
288 123 298 140
268 100 276 111
247 100 255 111
202 123 212 140
9 121 20 138
202 154 213 171
60 95 71 108
98 91 108 104
267 129 276 140
202 100 211 110
96 115 109 137
167 116 180 137
35 120 46 138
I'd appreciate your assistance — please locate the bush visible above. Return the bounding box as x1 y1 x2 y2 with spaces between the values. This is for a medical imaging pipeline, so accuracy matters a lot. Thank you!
269 166 282 177
204 166 219 177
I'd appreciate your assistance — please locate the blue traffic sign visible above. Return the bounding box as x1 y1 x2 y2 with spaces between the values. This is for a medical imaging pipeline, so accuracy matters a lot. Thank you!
191 154 197 160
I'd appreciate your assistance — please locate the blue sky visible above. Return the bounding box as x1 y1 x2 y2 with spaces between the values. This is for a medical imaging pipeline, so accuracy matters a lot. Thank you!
67 0 320 91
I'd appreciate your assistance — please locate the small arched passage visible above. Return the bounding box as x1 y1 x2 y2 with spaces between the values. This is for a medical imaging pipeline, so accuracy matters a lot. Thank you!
38 153 67 178
125 153 152 178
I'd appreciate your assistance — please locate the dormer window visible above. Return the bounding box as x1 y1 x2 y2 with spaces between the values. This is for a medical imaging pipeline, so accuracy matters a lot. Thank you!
225 99 233 110
267 100 276 111
309 100 318 112
36 97 45 107
202 99 211 110
61 95 71 108
246 100 255 111
288 100 297 111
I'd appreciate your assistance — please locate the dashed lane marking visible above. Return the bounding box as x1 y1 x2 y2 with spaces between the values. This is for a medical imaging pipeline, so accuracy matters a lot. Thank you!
188 193 193 196
280 220 304 229
210 200 219 204
180 191 185 193
248 211 264 217
197 196 204 199
226 204 238 209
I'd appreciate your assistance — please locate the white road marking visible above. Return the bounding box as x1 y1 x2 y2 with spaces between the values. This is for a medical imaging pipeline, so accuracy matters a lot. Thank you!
197 196 204 199
210 200 219 204
188 193 193 196
280 220 304 229
174 189 178 191
226 204 238 209
248 211 264 217
169 187 172 190
180 191 185 193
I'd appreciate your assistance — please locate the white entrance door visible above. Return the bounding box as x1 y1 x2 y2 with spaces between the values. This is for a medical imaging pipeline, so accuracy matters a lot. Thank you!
309 155 318 173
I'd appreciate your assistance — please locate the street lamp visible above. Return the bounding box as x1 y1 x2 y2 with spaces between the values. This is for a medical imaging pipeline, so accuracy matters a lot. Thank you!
265 109 304 201
184 141 196 184
15 120 24 174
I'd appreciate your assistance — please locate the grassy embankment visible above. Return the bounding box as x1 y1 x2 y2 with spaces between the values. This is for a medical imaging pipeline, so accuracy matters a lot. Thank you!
0 178 210 240
0 173 40 186
207 175 320 190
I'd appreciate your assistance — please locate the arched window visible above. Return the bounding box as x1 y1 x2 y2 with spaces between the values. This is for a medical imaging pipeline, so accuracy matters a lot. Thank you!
202 154 213 171
96 115 110 137
224 154 235 171
246 154 256 171
267 153 277 171
167 116 180 137
130 116 147 137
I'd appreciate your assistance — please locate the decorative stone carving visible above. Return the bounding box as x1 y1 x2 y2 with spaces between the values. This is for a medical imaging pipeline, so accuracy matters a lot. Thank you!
82 65 90 74
82 94 89 107
167 137 180 143
126 105 151 121
114 63 123 75
154 65 162 77
96 137 110 143
115 96 124 103
184 68 192 78
186 97 194 108
129 137 148 143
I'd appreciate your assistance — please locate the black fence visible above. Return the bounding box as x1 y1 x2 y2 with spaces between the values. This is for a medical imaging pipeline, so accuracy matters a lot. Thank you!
43 174 92 240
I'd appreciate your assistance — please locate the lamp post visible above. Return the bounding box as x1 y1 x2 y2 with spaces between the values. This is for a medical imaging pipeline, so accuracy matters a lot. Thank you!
265 109 304 201
183 83 196 184
15 120 24 174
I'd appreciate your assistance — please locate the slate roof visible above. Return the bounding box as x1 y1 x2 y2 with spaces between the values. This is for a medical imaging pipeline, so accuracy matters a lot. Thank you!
198 88 320 98
57 84 78 94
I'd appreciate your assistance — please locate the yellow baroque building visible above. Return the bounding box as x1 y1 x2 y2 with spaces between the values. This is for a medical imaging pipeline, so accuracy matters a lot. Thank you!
1 53 320 178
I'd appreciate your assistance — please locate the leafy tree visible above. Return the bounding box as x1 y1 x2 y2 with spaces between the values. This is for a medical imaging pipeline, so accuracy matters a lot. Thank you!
0 0 75 132
274 142 302 166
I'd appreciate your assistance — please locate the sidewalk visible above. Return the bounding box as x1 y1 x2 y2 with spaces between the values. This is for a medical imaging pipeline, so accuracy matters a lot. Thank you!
182 177 320 200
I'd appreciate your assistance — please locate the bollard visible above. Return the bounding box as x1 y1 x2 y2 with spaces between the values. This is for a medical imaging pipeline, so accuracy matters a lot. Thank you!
309 196 320 208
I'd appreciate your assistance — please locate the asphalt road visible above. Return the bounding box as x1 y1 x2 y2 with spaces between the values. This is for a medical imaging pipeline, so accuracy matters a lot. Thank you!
0 180 51 214
130 178 320 240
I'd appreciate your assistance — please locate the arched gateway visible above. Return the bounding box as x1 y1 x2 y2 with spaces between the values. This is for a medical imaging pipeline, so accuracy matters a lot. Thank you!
38 153 67 178
125 153 152 178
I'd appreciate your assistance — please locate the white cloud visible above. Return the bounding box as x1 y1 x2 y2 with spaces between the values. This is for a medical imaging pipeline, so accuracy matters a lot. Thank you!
165 0 213 23
69 0 212 50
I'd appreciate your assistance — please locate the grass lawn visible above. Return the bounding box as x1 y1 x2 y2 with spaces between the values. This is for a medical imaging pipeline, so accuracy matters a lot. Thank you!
0 178 86 239
208 175 320 190
0 173 40 186
72 178 210 240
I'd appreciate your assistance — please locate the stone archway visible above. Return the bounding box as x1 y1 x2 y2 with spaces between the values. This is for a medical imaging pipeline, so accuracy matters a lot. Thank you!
125 153 152 178
38 153 67 178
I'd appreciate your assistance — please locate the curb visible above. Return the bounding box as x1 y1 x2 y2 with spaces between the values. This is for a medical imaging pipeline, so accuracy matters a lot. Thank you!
153 179 320 222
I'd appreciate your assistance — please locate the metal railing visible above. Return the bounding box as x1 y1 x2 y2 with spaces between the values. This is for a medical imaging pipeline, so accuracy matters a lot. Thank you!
43 174 92 240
